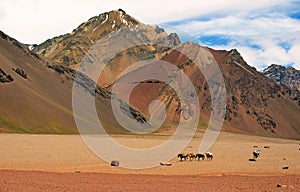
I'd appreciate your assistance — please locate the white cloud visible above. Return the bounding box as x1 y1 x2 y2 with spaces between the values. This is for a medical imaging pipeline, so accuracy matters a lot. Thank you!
175 15 300 37
0 0 291 44
173 14 300 70
289 40 300 69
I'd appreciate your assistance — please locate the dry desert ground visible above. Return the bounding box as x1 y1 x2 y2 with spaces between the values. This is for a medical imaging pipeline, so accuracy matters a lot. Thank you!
0 131 299 191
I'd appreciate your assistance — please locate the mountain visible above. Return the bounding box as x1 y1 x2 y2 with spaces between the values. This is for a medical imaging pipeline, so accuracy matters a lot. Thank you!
262 64 300 91
108 43 300 138
7 9 300 139
0 30 147 134
33 9 180 69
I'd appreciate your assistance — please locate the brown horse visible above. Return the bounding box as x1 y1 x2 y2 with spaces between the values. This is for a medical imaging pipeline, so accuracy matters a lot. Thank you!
187 153 196 161
205 152 213 160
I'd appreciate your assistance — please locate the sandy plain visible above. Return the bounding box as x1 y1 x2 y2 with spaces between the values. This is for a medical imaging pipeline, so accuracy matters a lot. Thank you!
0 132 299 191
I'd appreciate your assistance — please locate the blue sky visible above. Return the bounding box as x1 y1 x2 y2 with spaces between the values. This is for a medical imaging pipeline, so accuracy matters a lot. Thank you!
163 1 300 70
0 0 299 70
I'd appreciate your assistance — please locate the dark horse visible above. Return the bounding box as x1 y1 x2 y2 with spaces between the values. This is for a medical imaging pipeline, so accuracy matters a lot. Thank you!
253 150 260 158
177 153 188 161
195 153 205 161
205 152 213 160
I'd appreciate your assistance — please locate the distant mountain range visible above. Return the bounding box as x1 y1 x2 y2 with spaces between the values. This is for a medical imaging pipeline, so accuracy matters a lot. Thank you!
262 64 300 91
1 9 299 139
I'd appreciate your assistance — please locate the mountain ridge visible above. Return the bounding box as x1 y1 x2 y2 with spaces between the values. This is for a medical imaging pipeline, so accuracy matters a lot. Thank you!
1 9 300 139
32 10 300 139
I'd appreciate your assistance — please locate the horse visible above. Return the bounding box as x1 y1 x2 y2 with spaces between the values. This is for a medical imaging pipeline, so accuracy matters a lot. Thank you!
253 150 260 158
177 153 188 161
195 153 205 161
205 152 213 160
187 153 196 161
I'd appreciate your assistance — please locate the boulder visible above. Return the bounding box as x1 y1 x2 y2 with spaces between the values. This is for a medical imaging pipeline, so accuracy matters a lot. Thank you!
160 162 172 166
111 160 119 167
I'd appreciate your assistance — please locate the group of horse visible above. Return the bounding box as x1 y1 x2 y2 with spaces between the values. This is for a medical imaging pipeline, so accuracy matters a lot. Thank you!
177 152 213 161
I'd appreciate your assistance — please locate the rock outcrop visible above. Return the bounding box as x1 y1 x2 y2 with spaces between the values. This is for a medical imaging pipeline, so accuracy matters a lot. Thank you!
0 68 14 83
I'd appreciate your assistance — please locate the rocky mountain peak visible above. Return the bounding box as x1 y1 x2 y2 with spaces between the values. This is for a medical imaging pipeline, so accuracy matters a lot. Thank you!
262 64 300 91
226 49 245 65
33 9 180 67
71 9 140 35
